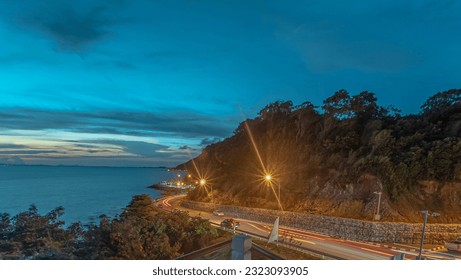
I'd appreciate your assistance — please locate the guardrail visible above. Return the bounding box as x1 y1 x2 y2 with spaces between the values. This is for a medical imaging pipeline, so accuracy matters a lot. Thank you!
252 243 284 260
175 239 232 260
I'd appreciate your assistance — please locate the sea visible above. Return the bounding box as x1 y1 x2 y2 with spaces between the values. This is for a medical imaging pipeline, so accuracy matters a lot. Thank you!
0 165 182 225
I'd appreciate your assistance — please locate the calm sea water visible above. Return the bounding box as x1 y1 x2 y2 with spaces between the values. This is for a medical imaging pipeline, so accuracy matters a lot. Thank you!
0 165 181 225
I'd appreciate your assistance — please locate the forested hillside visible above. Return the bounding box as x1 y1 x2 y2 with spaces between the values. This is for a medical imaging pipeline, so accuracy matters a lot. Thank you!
180 89 461 222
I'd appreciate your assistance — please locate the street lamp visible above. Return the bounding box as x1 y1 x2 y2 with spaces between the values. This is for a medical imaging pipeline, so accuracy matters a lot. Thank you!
373 191 382 221
264 173 281 210
199 179 213 202
418 210 440 260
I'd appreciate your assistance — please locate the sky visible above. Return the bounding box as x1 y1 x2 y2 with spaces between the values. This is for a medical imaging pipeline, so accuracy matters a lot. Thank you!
0 0 460 167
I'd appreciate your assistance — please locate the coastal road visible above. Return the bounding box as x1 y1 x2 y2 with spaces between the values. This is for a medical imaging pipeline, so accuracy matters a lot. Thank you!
158 195 458 260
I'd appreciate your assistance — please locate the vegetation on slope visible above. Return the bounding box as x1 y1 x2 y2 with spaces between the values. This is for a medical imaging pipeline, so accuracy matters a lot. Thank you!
180 89 461 222
0 195 221 259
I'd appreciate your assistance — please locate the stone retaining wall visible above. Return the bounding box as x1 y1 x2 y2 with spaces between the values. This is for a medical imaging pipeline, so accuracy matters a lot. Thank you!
181 200 461 244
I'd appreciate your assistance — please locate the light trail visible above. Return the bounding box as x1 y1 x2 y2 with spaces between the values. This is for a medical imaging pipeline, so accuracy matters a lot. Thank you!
247 222 269 232
163 198 171 207
289 237 316 245
359 247 394 257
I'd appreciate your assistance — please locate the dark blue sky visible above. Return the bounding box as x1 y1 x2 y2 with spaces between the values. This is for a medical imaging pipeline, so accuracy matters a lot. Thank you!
0 0 460 166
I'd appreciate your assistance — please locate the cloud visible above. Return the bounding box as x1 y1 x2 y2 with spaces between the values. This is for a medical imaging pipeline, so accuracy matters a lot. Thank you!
22 155 184 167
0 108 233 139
95 140 169 157
271 1 454 73
281 23 417 73
15 0 126 52
200 137 222 147
0 141 123 158
0 156 25 165
0 144 27 149
0 149 57 155
0 138 197 167
0 105 216 165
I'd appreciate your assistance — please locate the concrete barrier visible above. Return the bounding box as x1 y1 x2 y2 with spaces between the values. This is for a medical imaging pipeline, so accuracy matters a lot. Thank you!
181 200 461 244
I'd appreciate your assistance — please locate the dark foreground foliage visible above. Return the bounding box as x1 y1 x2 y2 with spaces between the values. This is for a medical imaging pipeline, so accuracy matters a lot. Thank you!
0 195 219 259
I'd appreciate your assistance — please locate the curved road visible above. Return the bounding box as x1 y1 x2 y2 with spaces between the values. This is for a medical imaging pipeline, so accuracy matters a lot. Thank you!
158 195 459 260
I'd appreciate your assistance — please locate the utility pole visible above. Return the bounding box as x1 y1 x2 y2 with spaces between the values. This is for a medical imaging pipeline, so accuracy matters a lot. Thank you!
374 191 382 221
418 210 440 260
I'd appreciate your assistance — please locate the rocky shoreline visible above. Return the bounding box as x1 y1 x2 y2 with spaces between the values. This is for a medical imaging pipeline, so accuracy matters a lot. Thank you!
148 183 185 195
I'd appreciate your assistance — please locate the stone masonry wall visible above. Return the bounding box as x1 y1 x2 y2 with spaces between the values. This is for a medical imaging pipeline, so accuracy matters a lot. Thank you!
181 200 461 244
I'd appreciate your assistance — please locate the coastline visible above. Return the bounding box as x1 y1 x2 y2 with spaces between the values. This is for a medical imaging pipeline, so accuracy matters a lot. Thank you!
148 183 186 196
0 165 170 225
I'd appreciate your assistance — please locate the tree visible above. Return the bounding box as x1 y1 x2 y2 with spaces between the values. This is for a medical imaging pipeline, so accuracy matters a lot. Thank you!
183 88 461 221
258 101 293 120
421 89 461 121
350 91 378 121
81 195 220 260
322 89 352 119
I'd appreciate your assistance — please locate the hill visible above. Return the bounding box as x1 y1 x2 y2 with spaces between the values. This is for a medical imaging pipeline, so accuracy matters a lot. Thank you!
178 89 461 223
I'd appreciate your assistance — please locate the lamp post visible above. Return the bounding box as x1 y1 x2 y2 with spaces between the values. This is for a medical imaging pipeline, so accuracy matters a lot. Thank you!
265 174 281 211
200 179 212 202
418 210 440 260
373 191 382 221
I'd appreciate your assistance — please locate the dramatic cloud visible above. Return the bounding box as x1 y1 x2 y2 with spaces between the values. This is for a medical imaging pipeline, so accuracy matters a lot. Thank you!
0 0 459 166
0 108 233 139
0 106 220 166
0 138 199 167
10 0 126 52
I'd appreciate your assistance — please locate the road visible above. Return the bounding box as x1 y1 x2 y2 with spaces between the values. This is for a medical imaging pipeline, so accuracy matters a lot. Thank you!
158 195 459 260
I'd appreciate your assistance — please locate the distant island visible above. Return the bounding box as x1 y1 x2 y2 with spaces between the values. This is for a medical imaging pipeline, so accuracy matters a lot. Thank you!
179 89 461 223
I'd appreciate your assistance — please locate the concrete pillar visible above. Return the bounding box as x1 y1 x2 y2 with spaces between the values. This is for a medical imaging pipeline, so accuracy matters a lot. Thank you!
231 234 252 260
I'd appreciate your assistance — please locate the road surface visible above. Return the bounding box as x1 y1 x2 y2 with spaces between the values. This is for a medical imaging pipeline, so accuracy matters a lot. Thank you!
158 195 459 260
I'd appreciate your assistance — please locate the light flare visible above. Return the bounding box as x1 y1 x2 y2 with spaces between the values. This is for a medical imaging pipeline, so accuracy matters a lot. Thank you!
243 121 283 211
183 146 213 196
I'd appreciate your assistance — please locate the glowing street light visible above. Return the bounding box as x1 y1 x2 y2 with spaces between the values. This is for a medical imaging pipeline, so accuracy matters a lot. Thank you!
264 173 281 211
199 178 213 202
